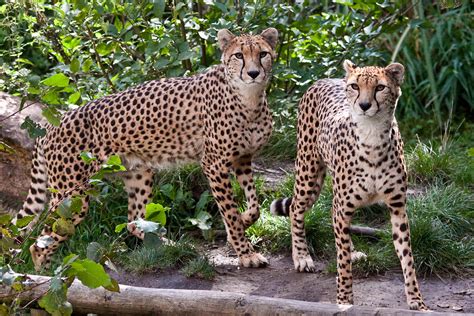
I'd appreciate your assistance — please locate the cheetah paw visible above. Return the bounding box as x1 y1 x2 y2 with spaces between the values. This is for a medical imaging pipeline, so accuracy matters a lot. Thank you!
408 299 429 311
293 254 316 273
351 250 367 262
239 252 268 268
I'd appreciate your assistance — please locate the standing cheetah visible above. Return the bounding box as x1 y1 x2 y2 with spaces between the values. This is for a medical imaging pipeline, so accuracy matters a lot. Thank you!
271 61 427 310
14 28 279 270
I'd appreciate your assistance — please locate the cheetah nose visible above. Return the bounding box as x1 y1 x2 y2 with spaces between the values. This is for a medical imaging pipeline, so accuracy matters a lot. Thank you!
247 70 260 79
359 102 371 111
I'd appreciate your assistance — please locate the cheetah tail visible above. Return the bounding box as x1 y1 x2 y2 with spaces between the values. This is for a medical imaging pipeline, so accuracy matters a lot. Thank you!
270 197 292 217
13 142 48 233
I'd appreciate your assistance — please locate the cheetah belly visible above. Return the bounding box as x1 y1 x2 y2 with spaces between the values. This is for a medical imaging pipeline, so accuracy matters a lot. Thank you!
117 127 204 171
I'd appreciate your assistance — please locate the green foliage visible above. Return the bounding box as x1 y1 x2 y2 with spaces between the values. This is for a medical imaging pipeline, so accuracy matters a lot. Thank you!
388 3 473 127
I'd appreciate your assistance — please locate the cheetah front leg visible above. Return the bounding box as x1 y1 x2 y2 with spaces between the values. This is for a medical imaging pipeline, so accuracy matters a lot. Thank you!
202 157 267 267
385 191 428 310
233 154 259 229
332 199 355 305
122 169 154 239
290 153 326 272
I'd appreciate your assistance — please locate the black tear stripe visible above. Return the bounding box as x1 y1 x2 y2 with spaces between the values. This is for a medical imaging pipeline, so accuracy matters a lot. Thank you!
240 43 245 80
256 43 266 80
374 90 381 111
354 90 360 108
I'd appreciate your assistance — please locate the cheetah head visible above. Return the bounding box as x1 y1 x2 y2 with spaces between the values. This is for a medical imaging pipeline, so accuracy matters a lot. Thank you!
343 60 405 118
217 28 278 87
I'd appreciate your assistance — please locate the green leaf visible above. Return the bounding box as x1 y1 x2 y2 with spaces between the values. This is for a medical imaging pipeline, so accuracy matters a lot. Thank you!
57 199 73 219
86 242 103 262
115 223 127 233
106 155 122 166
143 232 163 249
79 152 97 164
70 197 83 214
131 218 159 233
20 116 46 138
188 211 212 231
152 0 166 17
52 218 75 236
42 106 61 126
16 215 35 228
41 90 61 105
42 73 70 87
70 59 80 73
103 278 120 292
0 214 12 225
114 17 123 32
177 50 194 61
145 203 167 226
16 58 34 66
68 259 112 289
196 191 211 212
82 59 93 72
62 254 79 267
96 43 115 56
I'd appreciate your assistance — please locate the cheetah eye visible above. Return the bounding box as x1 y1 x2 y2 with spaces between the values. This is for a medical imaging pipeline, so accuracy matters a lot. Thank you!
376 85 385 91
350 83 359 90
259 52 268 58
234 53 243 59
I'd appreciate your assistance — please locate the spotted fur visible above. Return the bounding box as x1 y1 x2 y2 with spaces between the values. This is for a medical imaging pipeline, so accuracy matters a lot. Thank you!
15 28 279 271
271 61 428 310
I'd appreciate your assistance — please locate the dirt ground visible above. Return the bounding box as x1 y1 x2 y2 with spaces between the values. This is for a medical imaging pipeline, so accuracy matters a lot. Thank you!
109 161 473 314
110 241 473 314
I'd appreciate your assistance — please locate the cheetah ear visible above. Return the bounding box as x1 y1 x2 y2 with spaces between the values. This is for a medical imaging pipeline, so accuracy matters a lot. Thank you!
217 29 235 51
385 63 405 85
260 28 279 50
343 60 357 75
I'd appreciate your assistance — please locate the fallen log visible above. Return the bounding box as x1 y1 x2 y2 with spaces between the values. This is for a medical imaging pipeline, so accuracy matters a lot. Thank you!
1 274 445 316
350 225 384 237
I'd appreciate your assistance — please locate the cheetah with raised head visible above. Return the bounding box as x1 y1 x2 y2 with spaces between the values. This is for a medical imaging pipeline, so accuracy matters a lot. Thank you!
14 28 279 271
271 61 428 310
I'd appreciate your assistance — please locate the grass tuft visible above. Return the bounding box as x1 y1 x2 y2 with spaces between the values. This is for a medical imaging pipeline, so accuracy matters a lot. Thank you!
181 257 215 280
120 237 217 279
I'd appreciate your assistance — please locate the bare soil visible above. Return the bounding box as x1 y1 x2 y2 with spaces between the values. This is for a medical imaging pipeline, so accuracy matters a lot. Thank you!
110 242 473 314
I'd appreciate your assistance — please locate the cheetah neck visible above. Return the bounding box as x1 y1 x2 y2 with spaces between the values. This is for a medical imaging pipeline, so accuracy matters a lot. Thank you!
351 113 395 148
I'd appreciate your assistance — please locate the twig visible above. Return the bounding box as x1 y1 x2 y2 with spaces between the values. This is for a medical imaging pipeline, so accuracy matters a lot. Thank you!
0 278 50 300
0 100 42 124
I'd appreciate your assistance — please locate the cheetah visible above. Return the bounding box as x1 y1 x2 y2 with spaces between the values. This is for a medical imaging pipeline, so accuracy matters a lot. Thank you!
271 61 428 310
14 28 279 271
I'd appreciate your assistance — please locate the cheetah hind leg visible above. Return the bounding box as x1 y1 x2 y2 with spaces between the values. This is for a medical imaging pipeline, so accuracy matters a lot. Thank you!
30 195 90 271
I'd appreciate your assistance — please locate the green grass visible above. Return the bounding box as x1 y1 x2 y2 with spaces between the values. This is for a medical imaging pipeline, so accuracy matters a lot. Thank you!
119 239 215 279
408 183 473 276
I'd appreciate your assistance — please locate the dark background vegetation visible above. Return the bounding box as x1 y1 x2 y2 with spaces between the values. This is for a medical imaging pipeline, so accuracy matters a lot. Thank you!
0 0 472 279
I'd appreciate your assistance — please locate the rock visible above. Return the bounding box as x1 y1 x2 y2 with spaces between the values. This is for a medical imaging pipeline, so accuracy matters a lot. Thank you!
0 92 46 214
437 302 450 308
452 305 463 311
